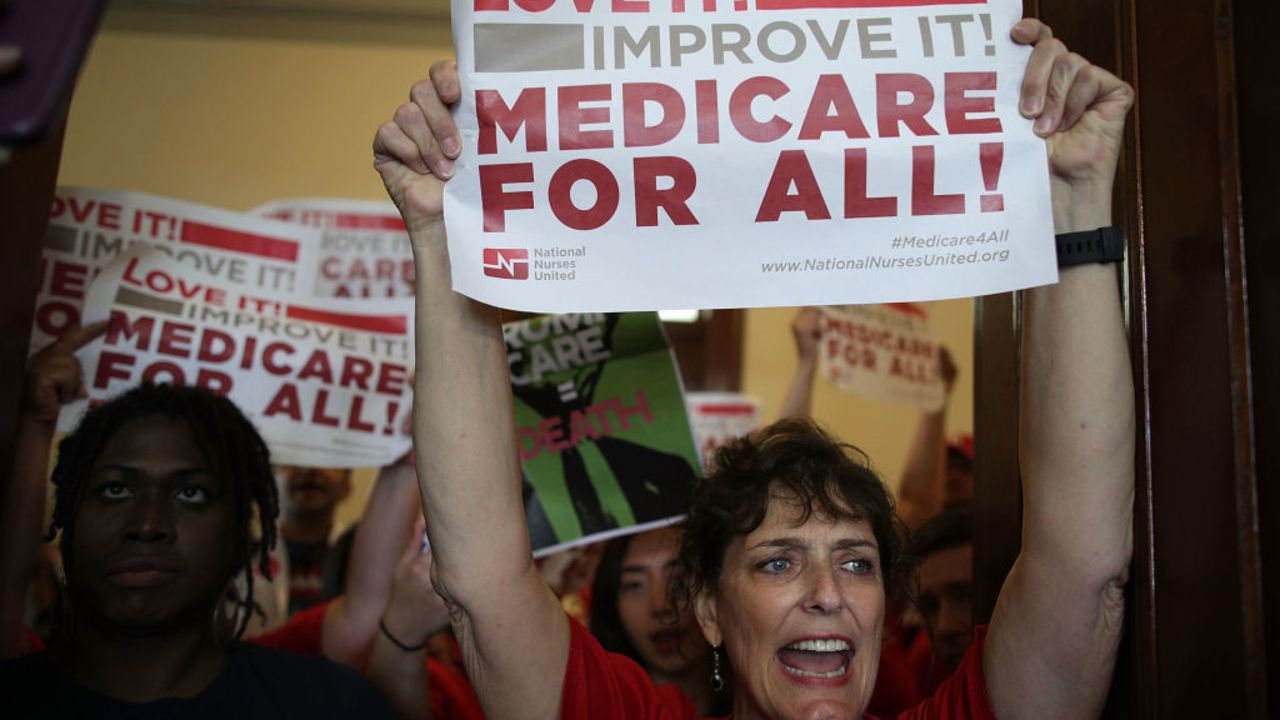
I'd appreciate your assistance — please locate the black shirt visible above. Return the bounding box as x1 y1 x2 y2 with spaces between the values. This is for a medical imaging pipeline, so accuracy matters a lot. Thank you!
0 642 395 719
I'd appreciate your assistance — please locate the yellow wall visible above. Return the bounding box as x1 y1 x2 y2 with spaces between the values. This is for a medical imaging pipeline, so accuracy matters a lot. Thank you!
57 11 973 522
742 302 973 495
59 25 454 210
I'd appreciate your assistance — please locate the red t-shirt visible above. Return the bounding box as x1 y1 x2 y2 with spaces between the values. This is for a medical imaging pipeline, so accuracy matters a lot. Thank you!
23 627 45 653
867 633 921 718
250 601 329 656
560 618 996 720
247 601 484 720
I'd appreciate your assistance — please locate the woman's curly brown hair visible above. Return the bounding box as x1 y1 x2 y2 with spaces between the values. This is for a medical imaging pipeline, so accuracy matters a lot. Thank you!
672 417 907 612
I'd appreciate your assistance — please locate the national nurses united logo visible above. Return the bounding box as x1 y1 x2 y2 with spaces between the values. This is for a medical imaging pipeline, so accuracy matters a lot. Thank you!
483 248 529 280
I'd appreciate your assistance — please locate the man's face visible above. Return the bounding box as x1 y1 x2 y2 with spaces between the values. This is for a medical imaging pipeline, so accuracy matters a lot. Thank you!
68 415 237 637
278 466 351 517
915 544 973 670
944 454 973 506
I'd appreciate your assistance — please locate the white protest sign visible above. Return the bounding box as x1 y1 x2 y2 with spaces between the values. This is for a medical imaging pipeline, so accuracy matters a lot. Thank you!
71 246 416 468
252 199 416 299
34 188 322 353
819 303 943 411
445 0 1055 312
686 392 761 467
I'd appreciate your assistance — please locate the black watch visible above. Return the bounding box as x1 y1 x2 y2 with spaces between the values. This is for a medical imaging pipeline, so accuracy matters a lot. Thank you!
1056 227 1125 267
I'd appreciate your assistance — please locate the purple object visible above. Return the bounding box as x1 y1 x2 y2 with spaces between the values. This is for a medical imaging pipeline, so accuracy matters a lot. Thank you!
0 0 108 142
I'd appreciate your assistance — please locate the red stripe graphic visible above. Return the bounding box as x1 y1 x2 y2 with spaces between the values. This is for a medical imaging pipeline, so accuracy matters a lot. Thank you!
285 305 408 334
756 0 982 7
333 213 407 232
695 404 758 416
181 221 299 261
885 302 928 319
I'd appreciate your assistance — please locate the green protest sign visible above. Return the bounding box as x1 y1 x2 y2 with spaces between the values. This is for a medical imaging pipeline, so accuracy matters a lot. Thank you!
505 312 699 555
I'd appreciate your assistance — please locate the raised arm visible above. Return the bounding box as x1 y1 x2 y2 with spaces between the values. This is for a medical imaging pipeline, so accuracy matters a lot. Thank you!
896 347 957 531
373 62 569 720
1 322 106 660
984 19 1136 720
777 307 822 419
366 540 450 720
321 459 422 667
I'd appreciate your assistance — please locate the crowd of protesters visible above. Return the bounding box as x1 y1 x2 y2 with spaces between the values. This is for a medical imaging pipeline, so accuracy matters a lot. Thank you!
0 16 1134 720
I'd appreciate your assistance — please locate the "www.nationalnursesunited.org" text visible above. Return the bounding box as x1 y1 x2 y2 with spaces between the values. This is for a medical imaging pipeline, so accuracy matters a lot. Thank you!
761 249 1011 274
761 230 1011 274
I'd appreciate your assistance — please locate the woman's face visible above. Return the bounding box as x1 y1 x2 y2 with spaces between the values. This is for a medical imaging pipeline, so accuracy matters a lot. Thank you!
695 495 884 720
68 416 237 636
616 527 709 678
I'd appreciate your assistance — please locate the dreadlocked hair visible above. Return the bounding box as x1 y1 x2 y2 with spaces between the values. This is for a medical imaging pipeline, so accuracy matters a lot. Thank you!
46 383 280 641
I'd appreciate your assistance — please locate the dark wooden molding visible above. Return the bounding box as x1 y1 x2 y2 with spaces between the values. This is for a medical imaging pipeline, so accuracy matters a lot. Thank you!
663 310 744 393
976 2 1276 717
0 124 69 516
971 290 1020 626
1234 0 1279 711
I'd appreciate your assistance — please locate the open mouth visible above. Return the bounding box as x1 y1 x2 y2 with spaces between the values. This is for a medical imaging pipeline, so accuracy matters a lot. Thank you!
777 638 854 680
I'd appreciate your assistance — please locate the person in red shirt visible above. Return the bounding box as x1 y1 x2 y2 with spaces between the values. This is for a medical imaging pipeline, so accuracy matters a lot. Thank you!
377 15 1135 719
903 507 974 697
275 464 354 616
590 528 726 716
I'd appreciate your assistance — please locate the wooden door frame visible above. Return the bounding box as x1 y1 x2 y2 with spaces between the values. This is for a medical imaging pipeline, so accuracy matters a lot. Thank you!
974 1 1275 717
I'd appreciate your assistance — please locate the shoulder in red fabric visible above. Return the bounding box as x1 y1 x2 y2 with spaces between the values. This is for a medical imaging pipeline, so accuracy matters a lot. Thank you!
560 616 701 720
427 656 486 720
895 625 995 720
246 600 330 656
23 627 45 653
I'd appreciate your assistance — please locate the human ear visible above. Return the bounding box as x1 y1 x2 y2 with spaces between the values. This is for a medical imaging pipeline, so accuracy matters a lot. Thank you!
693 588 722 647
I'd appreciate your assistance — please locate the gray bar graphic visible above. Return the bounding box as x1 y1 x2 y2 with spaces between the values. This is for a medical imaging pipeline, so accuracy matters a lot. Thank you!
43 225 76 253
475 23 585 72
115 286 184 317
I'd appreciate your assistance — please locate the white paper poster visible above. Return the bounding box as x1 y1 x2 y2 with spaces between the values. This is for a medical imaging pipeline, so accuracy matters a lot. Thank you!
253 198 416 299
34 188 323 353
819 303 944 411
71 246 416 468
445 0 1055 311
686 392 761 467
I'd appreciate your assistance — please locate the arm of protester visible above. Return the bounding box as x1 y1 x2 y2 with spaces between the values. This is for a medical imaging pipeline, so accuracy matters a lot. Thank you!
367 543 451 720
322 459 422 667
375 62 570 719
895 346 957 531
984 20 1136 720
777 307 822 420
1 322 107 660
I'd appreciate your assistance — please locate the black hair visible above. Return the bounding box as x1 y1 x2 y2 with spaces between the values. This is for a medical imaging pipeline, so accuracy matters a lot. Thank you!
589 534 645 665
46 383 279 640
946 446 973 474
674 417 907 611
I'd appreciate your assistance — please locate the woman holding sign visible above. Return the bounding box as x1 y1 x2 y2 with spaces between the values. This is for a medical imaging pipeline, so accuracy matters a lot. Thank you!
379 17 1134 720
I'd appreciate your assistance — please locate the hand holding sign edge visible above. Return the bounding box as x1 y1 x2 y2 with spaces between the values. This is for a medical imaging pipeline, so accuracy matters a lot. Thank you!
1012 19 1135 233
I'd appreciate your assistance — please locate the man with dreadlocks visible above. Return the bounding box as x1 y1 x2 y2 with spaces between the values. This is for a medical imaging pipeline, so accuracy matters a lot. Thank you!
0 331 396 718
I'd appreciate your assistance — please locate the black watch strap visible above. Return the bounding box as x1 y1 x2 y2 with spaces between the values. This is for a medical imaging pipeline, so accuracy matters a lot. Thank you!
1056 227 1125 267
